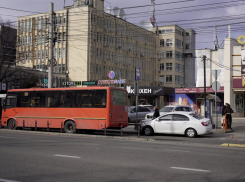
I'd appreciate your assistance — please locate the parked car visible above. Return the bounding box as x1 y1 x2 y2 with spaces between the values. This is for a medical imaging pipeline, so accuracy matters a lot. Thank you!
128 106 153 123
138 105 154 110
141 113 212 138
145 105 195 119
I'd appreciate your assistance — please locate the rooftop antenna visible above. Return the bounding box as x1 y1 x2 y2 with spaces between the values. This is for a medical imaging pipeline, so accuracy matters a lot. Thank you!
119 9 125 19
150 0 157 27
140 20 153 31
105 7 111 14
113 6 120 18
64 0 65 8
214 26 219 50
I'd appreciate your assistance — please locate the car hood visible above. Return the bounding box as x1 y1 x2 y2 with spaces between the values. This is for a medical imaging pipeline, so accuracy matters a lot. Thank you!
140 119 154 125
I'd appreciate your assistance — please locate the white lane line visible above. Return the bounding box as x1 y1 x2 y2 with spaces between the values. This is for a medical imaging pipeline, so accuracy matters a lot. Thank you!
54 154 81 159
171 167 210 173
0 178 20 182
164 149 189 152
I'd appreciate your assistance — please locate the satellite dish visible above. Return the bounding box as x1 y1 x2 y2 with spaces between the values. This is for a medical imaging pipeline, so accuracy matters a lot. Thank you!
119 9 125 19
105 7 111 14
140 20 153 31
113 6 120 17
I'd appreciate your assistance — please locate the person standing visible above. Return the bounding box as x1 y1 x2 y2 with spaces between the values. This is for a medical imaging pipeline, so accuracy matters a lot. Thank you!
222 103 227 117
153 106 160 119
224 104 234 130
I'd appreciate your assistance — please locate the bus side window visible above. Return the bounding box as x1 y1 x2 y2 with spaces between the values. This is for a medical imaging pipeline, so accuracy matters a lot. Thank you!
5 94 17 108
17 92 30 107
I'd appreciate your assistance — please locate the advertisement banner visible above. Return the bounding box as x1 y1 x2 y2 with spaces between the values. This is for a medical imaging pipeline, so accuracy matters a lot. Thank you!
175 87 224 94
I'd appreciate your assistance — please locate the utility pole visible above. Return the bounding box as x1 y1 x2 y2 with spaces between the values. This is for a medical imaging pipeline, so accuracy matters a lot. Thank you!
203 55 207 118
48 3 54 88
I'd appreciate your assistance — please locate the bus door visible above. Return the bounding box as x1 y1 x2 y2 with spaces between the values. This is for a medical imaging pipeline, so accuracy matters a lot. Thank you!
2 93 17 124
110 90 128 127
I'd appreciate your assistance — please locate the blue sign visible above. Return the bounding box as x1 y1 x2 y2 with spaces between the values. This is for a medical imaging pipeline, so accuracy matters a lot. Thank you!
136 68 140 81
108 71 115 79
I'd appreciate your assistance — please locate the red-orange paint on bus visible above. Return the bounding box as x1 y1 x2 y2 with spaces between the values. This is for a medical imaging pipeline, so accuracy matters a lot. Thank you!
1 86 128 130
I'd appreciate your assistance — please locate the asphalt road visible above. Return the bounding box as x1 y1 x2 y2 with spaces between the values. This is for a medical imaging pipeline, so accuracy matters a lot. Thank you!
0 130 245 182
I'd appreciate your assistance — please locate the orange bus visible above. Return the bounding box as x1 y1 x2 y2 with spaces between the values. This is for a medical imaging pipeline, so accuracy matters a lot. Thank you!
1 86 128 133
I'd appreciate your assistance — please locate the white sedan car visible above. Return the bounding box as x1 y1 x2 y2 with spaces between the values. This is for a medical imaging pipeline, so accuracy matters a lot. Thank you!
145 105 195 120
141 113 212 138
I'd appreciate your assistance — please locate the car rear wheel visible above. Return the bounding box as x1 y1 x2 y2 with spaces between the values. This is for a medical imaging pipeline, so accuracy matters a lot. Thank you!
185 128 197 138
144 126 153 136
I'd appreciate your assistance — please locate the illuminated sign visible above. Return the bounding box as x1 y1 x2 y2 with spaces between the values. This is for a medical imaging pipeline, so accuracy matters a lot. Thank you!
108 71 115 79
98 79 126 84
63 81 82 86
82 81 98 86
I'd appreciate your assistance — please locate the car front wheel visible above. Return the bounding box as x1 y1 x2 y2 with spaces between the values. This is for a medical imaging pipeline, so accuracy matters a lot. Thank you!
185 128 197 138
144 126 153 136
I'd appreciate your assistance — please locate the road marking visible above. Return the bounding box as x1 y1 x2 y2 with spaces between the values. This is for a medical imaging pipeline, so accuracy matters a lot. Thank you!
220 143 245 148
54 154 81 159
164 149 189 152
171 167 210 173
0 178 20 182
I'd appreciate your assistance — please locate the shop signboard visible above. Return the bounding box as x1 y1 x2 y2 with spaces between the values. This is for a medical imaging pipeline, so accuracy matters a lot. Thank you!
175 87 224 94
233 77 245 88
127 86 166 96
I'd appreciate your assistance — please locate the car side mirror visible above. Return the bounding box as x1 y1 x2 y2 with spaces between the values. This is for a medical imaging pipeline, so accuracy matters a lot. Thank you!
155 118 159 121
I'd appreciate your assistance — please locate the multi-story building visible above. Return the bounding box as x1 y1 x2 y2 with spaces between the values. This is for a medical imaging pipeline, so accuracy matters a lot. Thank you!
16 0 196 108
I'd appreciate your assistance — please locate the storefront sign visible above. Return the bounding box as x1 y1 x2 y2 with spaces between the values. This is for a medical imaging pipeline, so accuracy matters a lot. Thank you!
175 87 224 94
98 80 126 84
233 77 245 88
82 81 98 86
127 86 166 96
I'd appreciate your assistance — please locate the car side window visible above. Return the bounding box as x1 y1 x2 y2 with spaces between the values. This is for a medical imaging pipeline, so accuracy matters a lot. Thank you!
175 107 182 111
159 114 173 121
131 108 136 113
182 107 190 112
188 107 193 111
173 114 189 121
140 107 151 112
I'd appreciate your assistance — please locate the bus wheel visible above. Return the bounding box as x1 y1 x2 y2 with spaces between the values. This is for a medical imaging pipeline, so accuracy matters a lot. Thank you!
8 119 17 130
64 121 75 134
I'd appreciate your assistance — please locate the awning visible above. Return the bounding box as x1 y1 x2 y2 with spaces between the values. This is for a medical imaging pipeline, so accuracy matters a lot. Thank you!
196 94 221 102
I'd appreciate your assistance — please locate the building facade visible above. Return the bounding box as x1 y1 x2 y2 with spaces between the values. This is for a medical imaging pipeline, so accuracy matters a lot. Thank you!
195 38 245 117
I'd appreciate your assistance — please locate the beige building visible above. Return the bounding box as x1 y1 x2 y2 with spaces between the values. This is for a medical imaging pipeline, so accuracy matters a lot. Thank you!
16 0 195 92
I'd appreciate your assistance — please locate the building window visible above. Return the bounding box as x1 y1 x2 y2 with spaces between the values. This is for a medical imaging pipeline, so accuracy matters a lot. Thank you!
58 48 61 58
38 50 40 59
186 32 190 36
166 39 172 47
166 51 172 59
160 75 164 83
160 39 164 47
62 64 65 74
175 51 182 60
63 16 66 26
63 32 66 41
58 64 61 73
42 50 44 60
63 48 66 58
176 29 182 36
34 51 36 60
166 75 172 83
166 63 172 71
54 49 57 58
45 49 48 59
176 39 181 48
159 29 173 34
186 44 189 49
160 63 164 71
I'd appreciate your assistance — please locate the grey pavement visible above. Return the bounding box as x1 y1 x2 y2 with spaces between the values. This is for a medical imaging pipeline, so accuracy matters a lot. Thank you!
0 130 245 182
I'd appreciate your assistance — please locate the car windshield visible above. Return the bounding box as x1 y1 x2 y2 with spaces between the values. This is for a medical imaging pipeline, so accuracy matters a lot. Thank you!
160 107 174 112
127 106 135 112
189 114 203 120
